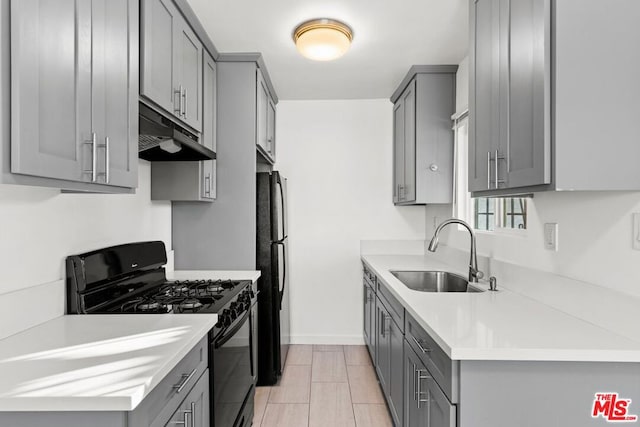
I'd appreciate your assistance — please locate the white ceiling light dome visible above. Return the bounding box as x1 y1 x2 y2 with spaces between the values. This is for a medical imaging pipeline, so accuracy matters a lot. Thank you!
293 18 353 61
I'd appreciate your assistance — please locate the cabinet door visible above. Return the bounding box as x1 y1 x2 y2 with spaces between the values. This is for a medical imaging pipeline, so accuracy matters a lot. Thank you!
504 0 551 188
201 160 215 200
176 21 203 131
388 317 404 427
10 0 90 182
405 341 428 427
92 0 138 188
201 52 217 200
256 70 269 154
375 299 391 395
469 0 500 192
402 79 417 203
163 371 210 427
392 99 405 203
363 283 374 358
426 377 456 427
267 97 276 161
141 0 180 115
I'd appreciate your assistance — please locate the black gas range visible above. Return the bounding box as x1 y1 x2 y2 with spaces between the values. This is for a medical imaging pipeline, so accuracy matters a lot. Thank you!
66 241 257 427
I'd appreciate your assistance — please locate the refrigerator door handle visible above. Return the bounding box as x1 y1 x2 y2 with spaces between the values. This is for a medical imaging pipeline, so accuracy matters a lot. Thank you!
273 240 287 307
278 176 286 240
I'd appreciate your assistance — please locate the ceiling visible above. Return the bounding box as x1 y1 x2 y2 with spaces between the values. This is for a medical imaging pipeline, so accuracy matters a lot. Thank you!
185 0 469 100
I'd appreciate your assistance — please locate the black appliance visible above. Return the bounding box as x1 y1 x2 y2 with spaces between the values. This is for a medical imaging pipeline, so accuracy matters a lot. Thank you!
66 241 256 427
256 171 291 385
138 103 216 161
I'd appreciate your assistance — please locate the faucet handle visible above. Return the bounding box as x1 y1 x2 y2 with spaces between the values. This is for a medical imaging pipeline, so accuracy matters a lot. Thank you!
489 276 497 291
469 266 484 281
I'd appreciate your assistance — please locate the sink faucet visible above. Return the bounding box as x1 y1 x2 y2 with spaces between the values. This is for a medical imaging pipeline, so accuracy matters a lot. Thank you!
428 219 484 283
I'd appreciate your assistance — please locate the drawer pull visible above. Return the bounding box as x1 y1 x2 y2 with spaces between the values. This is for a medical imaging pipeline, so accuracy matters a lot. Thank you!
412 336 431 354
416 369 430 409
173 368 197 393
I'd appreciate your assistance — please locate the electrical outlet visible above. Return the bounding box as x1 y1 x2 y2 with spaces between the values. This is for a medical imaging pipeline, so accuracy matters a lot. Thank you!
544 223 558 251
633 213 640 251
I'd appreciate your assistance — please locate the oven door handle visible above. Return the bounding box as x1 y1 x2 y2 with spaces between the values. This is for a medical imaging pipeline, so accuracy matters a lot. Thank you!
215 308 250 349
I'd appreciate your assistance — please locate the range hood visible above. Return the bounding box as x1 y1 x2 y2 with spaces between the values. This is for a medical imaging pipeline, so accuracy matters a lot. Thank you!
138 103 216 161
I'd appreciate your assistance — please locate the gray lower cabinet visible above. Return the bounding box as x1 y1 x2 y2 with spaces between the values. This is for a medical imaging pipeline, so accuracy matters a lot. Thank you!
162 370 209 427
141 0 203 132
256 68 276 164
10 0 138 190
405 341 456 427
469 0 640 195
363 277 375 359
376 296 404 427
151 50 216 202
391 66 457 205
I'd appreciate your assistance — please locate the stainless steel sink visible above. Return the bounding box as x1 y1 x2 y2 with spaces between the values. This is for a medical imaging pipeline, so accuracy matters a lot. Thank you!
390 270 484 293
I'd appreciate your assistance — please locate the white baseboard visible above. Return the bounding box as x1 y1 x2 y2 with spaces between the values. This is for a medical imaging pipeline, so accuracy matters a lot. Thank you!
289 335 365 345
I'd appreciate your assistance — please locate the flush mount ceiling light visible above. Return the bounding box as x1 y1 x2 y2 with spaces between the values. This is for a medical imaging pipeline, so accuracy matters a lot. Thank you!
293 18 353 61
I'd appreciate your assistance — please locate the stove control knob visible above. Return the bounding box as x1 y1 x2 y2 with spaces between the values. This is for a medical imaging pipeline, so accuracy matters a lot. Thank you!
219 310 232 327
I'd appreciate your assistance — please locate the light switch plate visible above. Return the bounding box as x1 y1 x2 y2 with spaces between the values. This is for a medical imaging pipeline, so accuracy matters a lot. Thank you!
633 213 640 250
544 223 558 251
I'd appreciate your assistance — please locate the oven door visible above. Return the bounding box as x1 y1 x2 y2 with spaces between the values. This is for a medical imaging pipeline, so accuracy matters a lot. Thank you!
212 308 253 427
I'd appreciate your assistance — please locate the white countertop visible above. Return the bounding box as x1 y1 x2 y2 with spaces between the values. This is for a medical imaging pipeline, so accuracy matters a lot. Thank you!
167 270 261 283
0 314 217 411
363 255 640 362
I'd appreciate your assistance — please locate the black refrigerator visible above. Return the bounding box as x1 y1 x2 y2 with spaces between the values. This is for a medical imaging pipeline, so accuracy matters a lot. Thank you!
256 171 291 385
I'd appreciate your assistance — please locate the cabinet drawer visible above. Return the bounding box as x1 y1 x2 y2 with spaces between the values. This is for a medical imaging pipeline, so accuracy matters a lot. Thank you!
129 336 208 426
377 281 404 332
405 312 458 403
362 265 376 289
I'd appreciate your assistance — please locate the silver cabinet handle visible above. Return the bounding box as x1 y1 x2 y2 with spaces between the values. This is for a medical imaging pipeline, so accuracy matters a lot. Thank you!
104 136 110 184
486 151 491 189
413 362 418 401
190 402 196 427
84 132 97 182
380 311 385 338
384 314 391 335
183 88 187 117
173 368 197 393
205 173 211 196
416 369 429 409
175 86 183 115
412 336 431 354
494 149 499 189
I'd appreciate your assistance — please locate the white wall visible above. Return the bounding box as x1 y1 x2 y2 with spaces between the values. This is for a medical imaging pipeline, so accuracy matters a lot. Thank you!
0 161 172 295
276 99 425 343
426 57 640 299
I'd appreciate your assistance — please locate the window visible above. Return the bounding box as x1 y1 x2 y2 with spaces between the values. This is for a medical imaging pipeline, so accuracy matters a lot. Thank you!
452 111 528 232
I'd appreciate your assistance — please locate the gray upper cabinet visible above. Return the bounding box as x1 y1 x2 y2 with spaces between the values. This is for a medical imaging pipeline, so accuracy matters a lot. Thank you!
11 0 138 189
176 22 203 131
391 66 457 205
256 68 276 164
151 49 216 202
469 0 550 193
141 0 203 132
140 0 178 114
470 0 640 195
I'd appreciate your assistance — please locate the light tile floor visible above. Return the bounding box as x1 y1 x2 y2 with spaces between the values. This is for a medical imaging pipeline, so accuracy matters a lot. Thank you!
253 345 393 427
